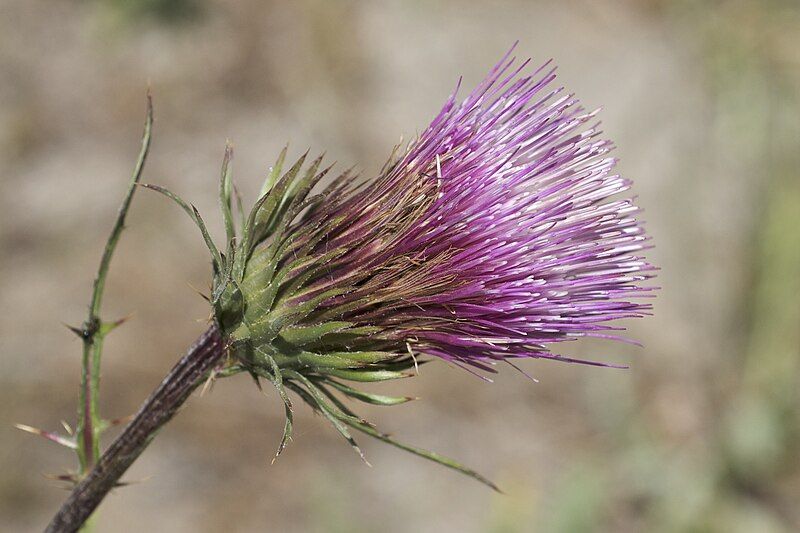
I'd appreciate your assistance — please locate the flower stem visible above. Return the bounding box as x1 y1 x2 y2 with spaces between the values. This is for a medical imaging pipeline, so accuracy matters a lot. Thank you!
73 93 153 483
47 324 225 533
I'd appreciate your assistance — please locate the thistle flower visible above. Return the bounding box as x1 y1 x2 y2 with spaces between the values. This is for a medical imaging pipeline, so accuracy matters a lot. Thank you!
146 47 655 486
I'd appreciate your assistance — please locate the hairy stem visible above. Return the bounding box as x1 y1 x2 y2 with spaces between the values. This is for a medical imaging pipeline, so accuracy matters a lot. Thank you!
47 324 225 533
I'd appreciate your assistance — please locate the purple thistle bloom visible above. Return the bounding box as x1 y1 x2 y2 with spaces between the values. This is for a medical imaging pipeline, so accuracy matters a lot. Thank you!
152 46 656 486
261 48 656 375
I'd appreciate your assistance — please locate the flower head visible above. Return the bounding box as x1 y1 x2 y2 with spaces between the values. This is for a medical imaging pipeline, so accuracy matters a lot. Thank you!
147 46 655 487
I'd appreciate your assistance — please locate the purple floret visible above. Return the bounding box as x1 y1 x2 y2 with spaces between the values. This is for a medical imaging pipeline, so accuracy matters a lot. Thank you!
278 46 656 373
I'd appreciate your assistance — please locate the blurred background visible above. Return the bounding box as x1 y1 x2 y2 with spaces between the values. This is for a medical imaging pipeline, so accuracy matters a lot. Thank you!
1 1 799 531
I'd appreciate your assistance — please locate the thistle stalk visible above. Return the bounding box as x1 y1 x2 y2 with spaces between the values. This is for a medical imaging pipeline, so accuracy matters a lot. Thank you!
46 325 225 533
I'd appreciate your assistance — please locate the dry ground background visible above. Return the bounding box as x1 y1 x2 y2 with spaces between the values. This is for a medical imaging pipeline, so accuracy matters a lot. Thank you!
1 0 799 531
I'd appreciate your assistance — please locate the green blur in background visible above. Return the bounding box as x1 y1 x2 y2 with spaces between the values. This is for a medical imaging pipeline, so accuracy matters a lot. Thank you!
1 1 798 531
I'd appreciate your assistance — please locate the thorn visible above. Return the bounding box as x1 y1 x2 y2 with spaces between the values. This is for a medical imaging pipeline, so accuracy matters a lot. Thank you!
113 476 151 488
60 420 74 435
100 313 134 335
200 368 218 397
15 423 39 434
63 323 86 339
107 414 134 427
406 342 420 375
44 472 80 488
15 423 77 449
50 474 78 482
242 369 262 391
271 436 294 465
111 314 133 328
186 282 211 302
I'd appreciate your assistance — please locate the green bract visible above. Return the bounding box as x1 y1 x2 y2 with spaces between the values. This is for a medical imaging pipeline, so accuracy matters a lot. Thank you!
143 145 497 489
